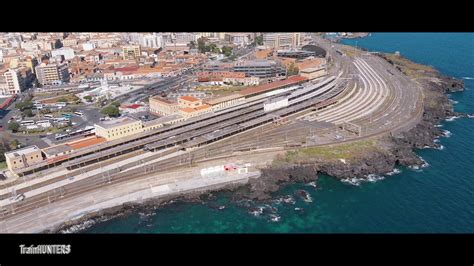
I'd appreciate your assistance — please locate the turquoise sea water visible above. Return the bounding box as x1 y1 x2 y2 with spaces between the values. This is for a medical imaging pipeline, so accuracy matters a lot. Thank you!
84 33 474 233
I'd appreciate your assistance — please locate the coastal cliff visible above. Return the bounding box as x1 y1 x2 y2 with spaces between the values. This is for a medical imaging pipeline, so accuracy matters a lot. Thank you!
239 53 466 199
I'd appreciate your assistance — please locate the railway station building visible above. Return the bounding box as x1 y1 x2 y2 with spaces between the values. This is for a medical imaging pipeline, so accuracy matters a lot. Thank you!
94 117 144 141
5 145 43 173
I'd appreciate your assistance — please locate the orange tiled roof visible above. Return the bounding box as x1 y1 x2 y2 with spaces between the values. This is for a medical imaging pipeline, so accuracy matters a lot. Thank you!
180 96 200 102
67 136 107 150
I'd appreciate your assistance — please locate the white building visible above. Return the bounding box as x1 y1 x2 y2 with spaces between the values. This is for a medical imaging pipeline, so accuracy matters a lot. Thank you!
51 47 75 60
141 34 163 48
20 41 39 51
82 42 96 51
1 68 23 95
263 33 302 49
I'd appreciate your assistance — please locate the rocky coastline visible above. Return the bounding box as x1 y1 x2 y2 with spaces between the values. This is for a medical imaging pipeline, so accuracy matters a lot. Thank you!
52 53 467 234
241 54 467 200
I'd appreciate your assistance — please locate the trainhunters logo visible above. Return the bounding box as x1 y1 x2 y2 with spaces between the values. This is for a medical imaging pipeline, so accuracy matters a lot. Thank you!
19 244 71 255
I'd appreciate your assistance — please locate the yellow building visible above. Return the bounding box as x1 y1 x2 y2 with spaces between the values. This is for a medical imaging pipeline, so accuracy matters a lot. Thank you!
94 117 144 141
300 67 327 80
179 104 211 119
122 45 141 60
5 145 43 173
149 96 179 116
178 96 202 108
204 94 245 111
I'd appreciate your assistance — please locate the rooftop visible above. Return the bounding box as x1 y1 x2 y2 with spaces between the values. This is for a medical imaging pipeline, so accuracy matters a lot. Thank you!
5 145 40 159
150 96 175 105
143 114 183 126
42 144 74 157
95 117 141 130
67 136 107 150
179 95 200 102
239 76 308 97
204 94 243 105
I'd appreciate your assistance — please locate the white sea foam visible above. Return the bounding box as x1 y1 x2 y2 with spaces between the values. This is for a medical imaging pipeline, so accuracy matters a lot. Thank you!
436 145 445 150
434 124 443 128
366 174 385 183
445 116 459 122
462 77 474 80
249 206 265 217
467 114 474 118
269 214 281 222
60 219 96 234
442 130 452 138
306 181 317 188
341 177 363 186
386 168 402 176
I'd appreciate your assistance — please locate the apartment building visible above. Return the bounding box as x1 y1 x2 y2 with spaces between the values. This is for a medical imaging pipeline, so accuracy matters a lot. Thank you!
35 62 70 85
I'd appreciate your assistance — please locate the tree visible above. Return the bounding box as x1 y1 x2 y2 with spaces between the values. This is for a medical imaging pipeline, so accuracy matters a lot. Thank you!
287 62 299 76
84 95 93 102
197 37 207 53
254 35 263 46
15 101 33 111
10 139 21 149
110 101 121 108
8 122 20 133
23 109 34 117
189 41 196 49
101 105 120 117
221 46 233 57
57 97 68 103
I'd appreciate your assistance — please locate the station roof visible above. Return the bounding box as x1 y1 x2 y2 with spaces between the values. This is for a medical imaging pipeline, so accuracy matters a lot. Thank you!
95 117 141 130
42 144 74 157
238 76 308 97
204 94 244 106
5 145 40 159
179 95 200 102
68 136 107 150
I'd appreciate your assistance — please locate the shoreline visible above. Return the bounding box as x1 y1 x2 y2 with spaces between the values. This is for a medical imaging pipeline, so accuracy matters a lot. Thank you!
53 47 467 234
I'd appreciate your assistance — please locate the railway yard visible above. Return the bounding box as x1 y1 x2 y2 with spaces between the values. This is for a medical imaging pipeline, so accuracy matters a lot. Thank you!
0 36 424 233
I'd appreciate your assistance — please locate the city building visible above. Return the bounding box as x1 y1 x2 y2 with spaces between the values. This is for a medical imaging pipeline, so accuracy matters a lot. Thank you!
1 68 24 95
141 34 163 48
204 94 245 111
94 116 144 141
178 95 202 108
174 33 196 44
202 62 234 73
276 49 317 59
299 67 327 80
178 104 211 119
238 75 307 98
149 96 179 116
119 103 149 114
233 59 286 78
122 45 141 60
5 145 43 173
35 62 70 85
225 33 252 46
263 33 302 49
223 76 260 86
82 42 96 51
51 47 75 60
